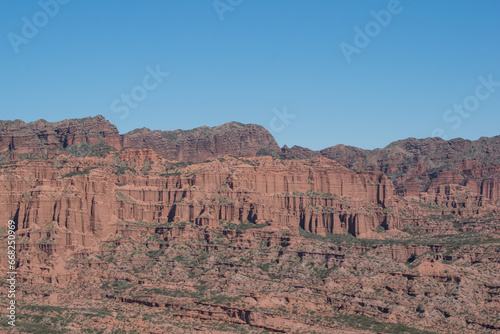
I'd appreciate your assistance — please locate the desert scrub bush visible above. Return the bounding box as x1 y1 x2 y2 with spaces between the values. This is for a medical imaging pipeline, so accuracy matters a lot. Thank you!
220 220 267 231
201 293 243 305
228 155 258 166
256 147 282 158
211 195 233 205
326 313 436 333
79 308 112 318
323 206 337 213
146 288 192 298
388 169 406 181
101 280 132 291
141 166 152 173
96 253 116 263
112 164 135 176
22 304 66 314
62 168 95 178
19 152 47 160
164 161 192 171
65 140 116 158
160 161 194 176
3 317 66 333
160 171 181 177
418 201 445 210
426 214 456 222
306 190 334 198
38 237 55 244
115 190 136 204
146 249 165 258
309 265 337 279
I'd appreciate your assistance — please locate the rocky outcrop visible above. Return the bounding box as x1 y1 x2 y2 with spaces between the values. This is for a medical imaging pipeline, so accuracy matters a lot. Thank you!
0 116 121 158
2 116 499 204
286 136 500 203
0 116 280 163
122 122 281 162
1 116 500 333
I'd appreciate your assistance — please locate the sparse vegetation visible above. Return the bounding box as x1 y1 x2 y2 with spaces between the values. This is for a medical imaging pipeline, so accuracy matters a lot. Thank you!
326 313 436 334
115 190 136 204
62 168 94 178
101 280 132 291
305 190 334 198
220 220 268 231
256 147 282 158
65 140 117 158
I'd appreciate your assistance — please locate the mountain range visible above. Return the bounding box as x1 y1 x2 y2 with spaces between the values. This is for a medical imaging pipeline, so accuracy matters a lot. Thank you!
2 115 499 202
0 116 499 333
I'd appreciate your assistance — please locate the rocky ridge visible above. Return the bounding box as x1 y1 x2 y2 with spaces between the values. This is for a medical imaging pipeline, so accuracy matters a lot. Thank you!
283 137 500 202
0 116 280 163
2 115 500 203
0 116 499 333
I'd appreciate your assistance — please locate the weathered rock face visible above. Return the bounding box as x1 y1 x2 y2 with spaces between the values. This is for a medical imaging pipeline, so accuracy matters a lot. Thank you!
3 116 499 205
286 136 500 203
1 117 500 333
1 151 496 256
0 155 396 255
123 122 281 162
0 116 122 158
0 116 280 163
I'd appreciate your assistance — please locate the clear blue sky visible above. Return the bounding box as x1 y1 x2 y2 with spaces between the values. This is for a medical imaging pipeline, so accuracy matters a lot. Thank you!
1 0 499 150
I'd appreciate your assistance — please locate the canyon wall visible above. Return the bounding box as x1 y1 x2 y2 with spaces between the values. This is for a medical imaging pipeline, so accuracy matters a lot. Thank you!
1 116 499 333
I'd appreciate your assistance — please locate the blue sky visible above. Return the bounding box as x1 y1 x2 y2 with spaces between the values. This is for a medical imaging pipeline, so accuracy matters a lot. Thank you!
1 0 499 150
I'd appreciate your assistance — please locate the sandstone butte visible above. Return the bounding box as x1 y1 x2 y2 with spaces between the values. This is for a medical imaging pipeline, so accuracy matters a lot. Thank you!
0 116 498 333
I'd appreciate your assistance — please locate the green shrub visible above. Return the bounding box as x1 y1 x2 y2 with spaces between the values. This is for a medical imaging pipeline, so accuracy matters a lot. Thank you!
305 190 334 198
62 168 95 178
115 190 136 204
101 280 131 290
256 147 282 158
112 165 135 176
220 220 267 231
65 141 116 158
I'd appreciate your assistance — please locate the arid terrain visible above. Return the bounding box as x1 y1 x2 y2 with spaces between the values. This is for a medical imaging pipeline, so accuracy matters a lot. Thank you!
0 116 499 333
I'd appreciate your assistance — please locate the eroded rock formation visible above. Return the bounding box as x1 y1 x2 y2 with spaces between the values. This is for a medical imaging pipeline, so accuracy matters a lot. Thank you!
0 116 280 163
0 116 499 333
